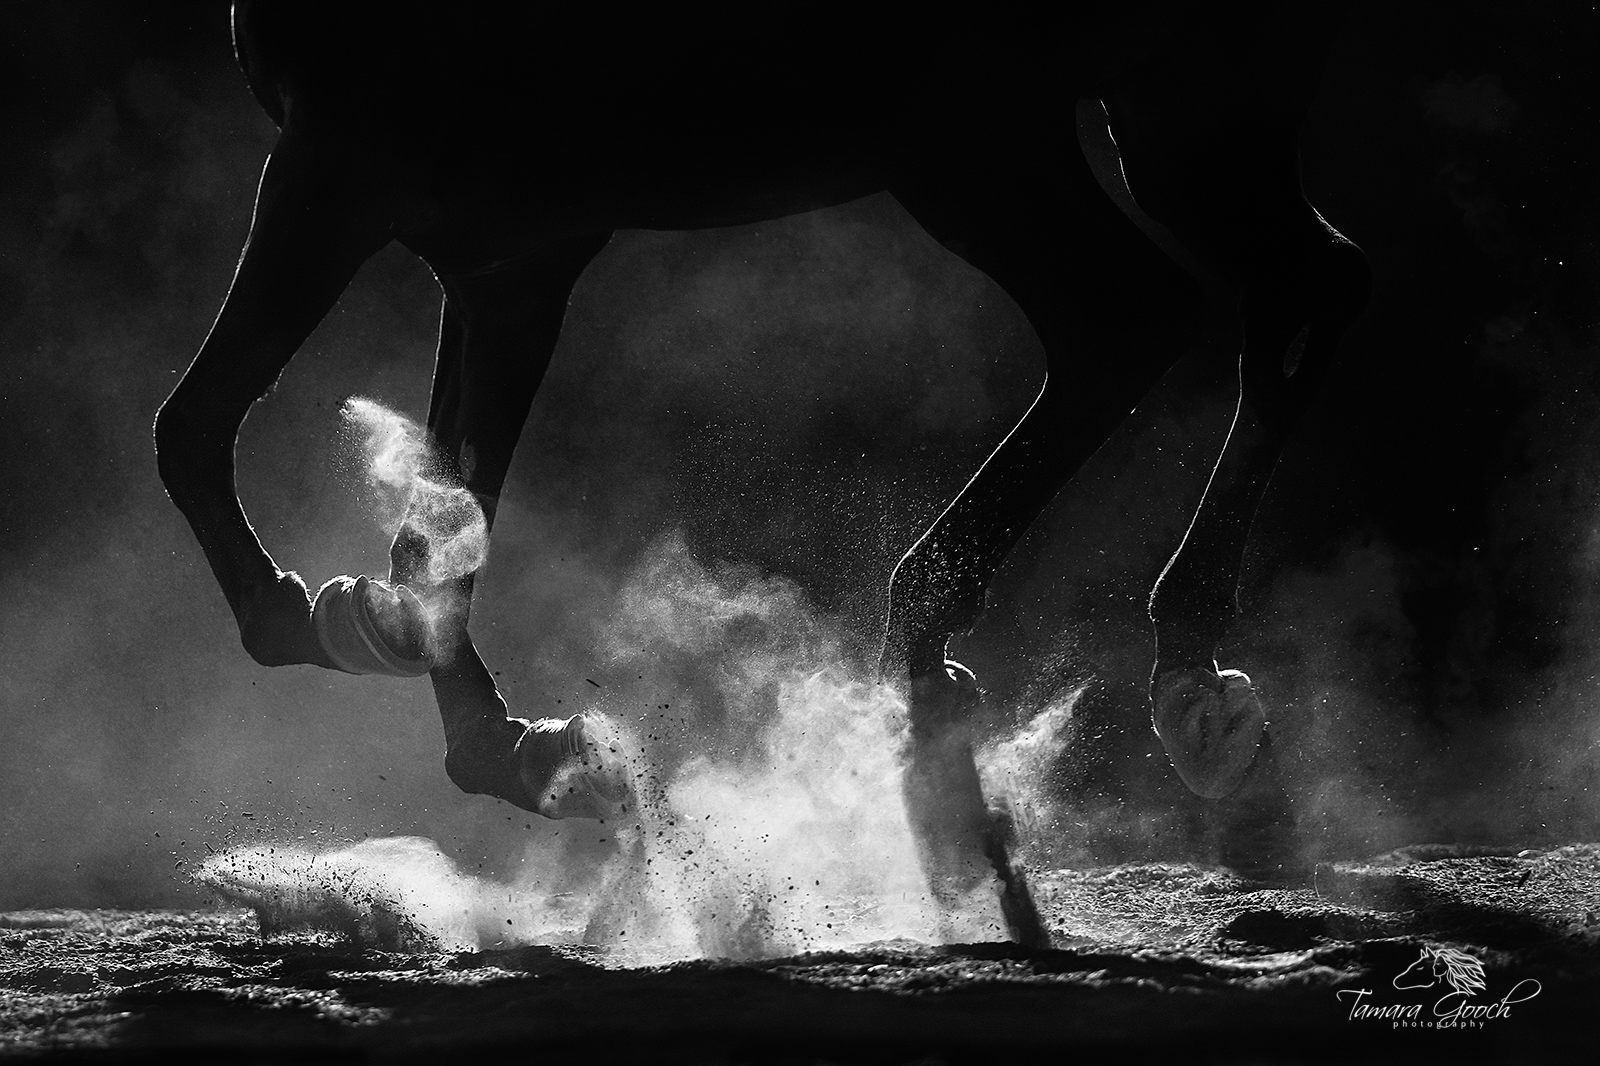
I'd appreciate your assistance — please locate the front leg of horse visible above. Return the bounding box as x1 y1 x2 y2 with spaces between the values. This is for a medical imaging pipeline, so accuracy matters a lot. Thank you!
1145 415 1282 801
394 237 623 820
901 661 1048 948
408 562 630 822
1103 25 1373 822
1147 238 1369 858
155 435 432 675
377 477 630 819
881 548 1050 948
154 113 418 674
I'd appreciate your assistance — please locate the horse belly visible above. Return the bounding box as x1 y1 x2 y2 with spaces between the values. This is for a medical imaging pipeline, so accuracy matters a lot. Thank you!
404 85 901 266
380 2 1185 262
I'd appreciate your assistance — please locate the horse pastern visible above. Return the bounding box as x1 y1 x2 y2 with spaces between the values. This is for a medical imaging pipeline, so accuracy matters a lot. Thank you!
237 570 333 668
906 658 983 734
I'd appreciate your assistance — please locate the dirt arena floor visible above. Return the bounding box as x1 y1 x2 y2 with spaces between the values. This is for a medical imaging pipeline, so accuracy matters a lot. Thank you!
4 844 1597 1064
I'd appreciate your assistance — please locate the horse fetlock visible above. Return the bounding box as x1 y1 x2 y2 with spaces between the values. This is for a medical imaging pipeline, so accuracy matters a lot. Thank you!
237 570 331 668
1151 665 1266 799
442 719 523 799
153 391 242 462
1149 566 1239 660
906 659 982 736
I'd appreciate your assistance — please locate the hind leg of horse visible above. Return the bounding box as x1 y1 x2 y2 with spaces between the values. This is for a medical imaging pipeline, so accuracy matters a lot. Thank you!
1100 9 1371 863
883 132 1205 944
387 237 623 819
154 121 394 669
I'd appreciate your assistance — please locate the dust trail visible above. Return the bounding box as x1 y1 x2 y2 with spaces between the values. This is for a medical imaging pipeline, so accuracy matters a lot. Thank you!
340 397 489 652
194 837 585 951
342 397 487 585
572 535 1004 961
587 667 951 962
975 688 1084 869
197 535 1021 959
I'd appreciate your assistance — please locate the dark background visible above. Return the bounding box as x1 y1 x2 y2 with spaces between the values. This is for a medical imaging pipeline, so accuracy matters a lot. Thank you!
2 2 1598 908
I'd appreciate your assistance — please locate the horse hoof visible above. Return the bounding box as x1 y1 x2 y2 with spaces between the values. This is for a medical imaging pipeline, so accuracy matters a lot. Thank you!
1151 666 1266 799
312 575 433 677
521 715 631 821
312 575 433 676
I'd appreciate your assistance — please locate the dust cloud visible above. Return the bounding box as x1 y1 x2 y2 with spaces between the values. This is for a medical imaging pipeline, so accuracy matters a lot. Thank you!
195 534 1026 959
7 3 1600 951
339 396 488 661
196 836 584 950
341 397 487 588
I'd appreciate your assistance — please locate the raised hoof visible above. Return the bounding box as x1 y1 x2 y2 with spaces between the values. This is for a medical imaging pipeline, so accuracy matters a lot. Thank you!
312 575 433 677
519 715 630 821
1151 666 1266 800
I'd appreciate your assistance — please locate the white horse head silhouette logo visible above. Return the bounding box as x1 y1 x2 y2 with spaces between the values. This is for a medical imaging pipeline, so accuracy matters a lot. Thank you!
1393 946 1487 996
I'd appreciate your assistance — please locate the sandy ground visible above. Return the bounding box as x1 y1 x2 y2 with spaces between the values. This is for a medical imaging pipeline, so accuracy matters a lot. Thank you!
4 844 1597 1064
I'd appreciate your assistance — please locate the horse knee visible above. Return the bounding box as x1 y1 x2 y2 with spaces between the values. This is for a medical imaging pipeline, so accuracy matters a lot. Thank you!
443 721 526 802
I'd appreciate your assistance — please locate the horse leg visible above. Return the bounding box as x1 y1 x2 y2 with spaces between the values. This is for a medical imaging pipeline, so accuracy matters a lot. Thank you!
882 126 1205 945
154 120 395 669
389 238 624 819
1100 8 1371 868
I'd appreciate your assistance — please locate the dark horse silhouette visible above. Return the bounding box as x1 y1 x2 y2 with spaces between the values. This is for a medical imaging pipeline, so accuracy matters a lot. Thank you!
154 2 1369 947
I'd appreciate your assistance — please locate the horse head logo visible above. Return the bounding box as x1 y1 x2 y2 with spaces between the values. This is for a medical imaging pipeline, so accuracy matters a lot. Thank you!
1393 945 1487 997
